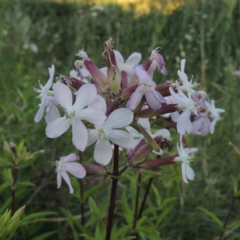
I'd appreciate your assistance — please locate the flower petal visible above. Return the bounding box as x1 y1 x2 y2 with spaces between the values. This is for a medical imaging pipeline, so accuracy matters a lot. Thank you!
105 108 133 128
94 139 113 166
34 104 45 123
45 65 55 90
185 164 195 181
63 153 79 162
46 117 71 138
80 107 106 125
107 130 134 149
72 121 88 151
65 162 86 178
57 171 62 189
153 129 171 138
126 85 145 110
177 109 192 135
53 82 72 110
75 83 97 110
138 118 150 132
87 129 98 147
113 50 124 66
145 90 161 110
45 104 60 123
125 52 142 66
181 163 188 183
89 95 107 114
61 171 74 194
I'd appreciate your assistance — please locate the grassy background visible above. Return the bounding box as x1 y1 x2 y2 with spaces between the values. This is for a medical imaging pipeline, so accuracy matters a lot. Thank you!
0 0 240 239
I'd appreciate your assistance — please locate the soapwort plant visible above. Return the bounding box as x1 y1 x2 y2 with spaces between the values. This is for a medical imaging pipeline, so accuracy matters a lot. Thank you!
34 38 225 239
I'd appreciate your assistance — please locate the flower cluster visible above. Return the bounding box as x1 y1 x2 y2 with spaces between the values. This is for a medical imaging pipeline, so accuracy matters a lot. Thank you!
34 39 224 193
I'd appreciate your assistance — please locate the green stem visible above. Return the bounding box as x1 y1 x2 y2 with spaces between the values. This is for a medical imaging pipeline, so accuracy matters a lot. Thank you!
133 172 141 231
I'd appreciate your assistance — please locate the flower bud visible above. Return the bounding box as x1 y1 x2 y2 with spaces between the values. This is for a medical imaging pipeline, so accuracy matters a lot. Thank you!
135 155 176 169
6 219 19 233
129 136 163 163
11 206 25 221
82 164 106 175
0 209 11 226
84 60 109 91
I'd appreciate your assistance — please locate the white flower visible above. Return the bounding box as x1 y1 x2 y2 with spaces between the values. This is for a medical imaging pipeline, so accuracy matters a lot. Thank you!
127 66 165 110
177 59 198 95
87 108 134 165
174 136 198 183
205 100 225 134
55 153 86 194
34 65 55 122
169 83 197 134
46 82 106 151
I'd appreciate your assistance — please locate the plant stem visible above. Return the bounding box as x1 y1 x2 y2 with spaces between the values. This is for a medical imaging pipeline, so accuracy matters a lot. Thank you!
105 144 119 240
78 151 85 240
219 181 240 240
133 172 141 230
138 177 154 219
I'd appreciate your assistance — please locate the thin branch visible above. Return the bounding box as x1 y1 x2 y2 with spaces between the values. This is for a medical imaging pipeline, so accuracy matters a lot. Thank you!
105 144 119 240
133 172 141 230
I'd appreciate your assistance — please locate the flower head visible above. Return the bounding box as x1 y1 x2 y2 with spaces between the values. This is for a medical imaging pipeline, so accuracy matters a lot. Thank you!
34 65 55 122
174 136 198 183
55 153 86 194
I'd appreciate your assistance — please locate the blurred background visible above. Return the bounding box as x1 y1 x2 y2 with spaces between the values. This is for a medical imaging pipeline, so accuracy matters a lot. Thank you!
0 0 240 239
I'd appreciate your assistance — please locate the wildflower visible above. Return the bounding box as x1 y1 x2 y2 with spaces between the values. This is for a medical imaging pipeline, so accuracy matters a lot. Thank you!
127 66 165 110
34 65 55 122
46 82 106 151
205 100 225 134
174 136 198 183
87 108 134 165
169 83 197 134
177 59 198 95
55 153 86 194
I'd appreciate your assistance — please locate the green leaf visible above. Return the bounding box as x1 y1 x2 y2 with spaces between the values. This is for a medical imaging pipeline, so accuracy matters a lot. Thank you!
227 220 240 230
88 197 101 220
31 230 57 240
151 183 161 206
21 212 58 222
111 225 132 240
16 181 35 188
231 175 238 194
79 234 94 240
140 169 164 177
94 220 106 239
121 191 133 225
198 207 223 227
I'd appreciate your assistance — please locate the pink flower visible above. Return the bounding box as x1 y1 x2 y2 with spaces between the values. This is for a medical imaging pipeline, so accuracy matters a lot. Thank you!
46 82 106 151
87 108 134 165
127 66 165 110
34 65 55 122
55 153 86 194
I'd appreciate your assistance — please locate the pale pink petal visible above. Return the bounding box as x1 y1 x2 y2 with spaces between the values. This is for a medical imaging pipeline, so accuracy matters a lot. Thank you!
65 162 86 178
87 129 98 147
126 85 145 110
125 52 142 66
34 104 45 122
57 171 62 189
61 171 74 194
80 107 106 125
107 130 134 149
46 117 71 138
72 121 88 151
94 139 113 166
45 104 60 123
185 164 195 181
138 118 150 131
75 84 97 110
53 82 72 110
113 50 124 66
45 65 55 90
153 129 170 138
105 108 133 128
145 90 162 110
171 111 180 122
181 163 188 183
126 126 142 138
177 109 192 135
63 153 79 162
134 66 151 83
89 95 107 114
